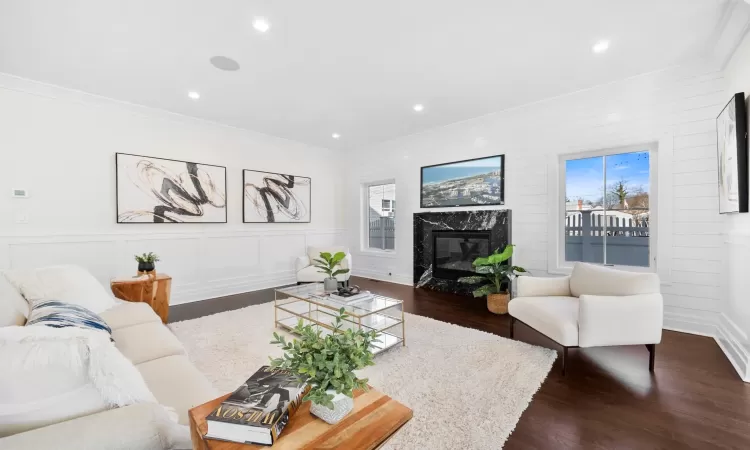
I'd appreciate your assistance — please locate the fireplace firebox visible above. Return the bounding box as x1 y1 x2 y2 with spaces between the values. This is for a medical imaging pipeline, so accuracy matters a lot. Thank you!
433 230 491 279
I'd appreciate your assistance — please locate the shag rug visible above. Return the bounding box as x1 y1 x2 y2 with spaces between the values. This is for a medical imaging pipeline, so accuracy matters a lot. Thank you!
170 302 556 449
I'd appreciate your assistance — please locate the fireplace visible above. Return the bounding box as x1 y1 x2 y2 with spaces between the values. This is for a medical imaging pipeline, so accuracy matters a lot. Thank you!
433 230 491 279
414 210 511 295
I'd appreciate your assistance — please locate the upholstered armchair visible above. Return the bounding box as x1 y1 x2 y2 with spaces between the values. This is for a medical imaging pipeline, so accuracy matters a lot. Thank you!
508 262 663 375
295 246 352 284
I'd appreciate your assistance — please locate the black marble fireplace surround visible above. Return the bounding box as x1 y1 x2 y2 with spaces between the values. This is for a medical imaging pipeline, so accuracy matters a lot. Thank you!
414 210 511 295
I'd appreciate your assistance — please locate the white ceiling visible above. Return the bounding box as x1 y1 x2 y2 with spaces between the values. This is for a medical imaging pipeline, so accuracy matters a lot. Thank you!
0 0 737 149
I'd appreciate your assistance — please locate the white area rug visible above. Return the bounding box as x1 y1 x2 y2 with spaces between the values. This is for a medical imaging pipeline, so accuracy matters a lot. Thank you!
170 302 556 449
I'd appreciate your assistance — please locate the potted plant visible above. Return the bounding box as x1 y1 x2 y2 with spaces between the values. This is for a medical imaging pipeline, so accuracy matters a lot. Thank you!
269 308 379 424
313 251 349 292
134 252 160 274
457 245 527 314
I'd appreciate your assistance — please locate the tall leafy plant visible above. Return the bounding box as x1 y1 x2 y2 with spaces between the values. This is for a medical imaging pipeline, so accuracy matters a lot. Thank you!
269 309 379 409
457 245 527 297
313 252 350 279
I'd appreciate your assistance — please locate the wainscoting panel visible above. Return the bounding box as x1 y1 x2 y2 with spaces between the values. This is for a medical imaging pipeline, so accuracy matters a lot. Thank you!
0 229 347 305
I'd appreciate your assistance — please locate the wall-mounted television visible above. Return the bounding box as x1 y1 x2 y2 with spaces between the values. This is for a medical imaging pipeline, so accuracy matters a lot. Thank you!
420 155 505 208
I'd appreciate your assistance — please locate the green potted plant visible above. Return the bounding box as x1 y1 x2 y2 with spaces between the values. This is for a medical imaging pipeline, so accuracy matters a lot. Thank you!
134 252 160 274
269 309 379 424
457 245 527 314
313 251 349 292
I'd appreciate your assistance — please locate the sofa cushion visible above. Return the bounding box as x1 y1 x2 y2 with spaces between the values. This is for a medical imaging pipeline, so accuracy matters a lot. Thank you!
4 265 116 314
112 322 185 365
0 273 28 327
306 246 349 263
137 355 219 425
508 296 580 346
516 275 571 297
569 262 660 297
100 302 161 330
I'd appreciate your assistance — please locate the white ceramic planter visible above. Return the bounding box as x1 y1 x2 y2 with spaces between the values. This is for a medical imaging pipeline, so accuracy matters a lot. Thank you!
309 390 354 424
323 277 338 293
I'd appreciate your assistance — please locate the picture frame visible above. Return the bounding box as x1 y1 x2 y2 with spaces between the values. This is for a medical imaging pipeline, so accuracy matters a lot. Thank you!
242 169 312 223
115 153 227 223
420 155 505 208
716 92 748 214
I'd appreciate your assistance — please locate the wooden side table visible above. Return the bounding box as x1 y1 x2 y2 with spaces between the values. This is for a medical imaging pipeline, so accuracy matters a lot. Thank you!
189 388 412 450
110 273 172 323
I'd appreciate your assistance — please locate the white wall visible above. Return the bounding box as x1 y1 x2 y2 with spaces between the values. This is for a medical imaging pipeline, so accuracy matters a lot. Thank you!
0 74 347 305
345 58 742 368
721 31 750 381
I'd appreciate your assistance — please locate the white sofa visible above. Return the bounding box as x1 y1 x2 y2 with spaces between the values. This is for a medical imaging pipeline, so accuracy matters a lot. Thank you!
295 246 352 284
508 262 663 375
0 266 218 449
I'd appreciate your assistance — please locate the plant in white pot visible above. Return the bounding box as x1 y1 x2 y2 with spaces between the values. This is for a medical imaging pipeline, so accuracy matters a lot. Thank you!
269 309 379 424
313 251 349 292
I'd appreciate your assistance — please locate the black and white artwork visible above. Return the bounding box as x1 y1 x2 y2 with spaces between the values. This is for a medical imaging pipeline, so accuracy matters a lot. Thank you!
716 93 748 214
116 153 227 223
243 169 311 223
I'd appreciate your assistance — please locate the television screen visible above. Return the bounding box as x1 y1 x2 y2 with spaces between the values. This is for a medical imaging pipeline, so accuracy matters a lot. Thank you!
421 155 505 208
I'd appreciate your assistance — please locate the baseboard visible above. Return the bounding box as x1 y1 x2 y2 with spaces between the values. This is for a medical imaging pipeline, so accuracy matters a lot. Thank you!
664 307 749 382
351 268 412 286
171 272 296 305
715 313 750 381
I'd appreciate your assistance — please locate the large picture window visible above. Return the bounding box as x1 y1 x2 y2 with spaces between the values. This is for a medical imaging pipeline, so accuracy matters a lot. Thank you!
366 182 396 250
563 146 654 268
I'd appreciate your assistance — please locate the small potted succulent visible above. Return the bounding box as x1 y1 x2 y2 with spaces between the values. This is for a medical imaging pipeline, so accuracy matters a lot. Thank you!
134 252 160 274
269 309 379 424
313 251 349 292
458 245 527 314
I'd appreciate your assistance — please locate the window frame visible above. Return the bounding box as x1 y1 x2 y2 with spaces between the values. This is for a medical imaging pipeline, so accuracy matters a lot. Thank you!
553 142 658 274
361 179 397 255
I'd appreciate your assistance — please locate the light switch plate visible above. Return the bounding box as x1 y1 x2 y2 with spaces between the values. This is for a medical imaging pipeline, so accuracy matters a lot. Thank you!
12 188 30 198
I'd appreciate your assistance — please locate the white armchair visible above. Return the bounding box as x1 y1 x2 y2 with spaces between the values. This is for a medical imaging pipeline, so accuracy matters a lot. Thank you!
295 246 352 284
508 262 663 375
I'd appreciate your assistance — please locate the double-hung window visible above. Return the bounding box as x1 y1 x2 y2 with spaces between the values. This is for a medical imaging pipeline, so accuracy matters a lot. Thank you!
365 182 396 250
561 144 656 269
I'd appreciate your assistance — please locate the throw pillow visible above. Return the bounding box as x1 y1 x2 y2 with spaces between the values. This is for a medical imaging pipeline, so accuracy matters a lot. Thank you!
3 265 116 314
26 300 112 336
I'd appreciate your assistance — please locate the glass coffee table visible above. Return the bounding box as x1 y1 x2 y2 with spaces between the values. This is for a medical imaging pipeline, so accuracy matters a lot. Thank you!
274 283 405 355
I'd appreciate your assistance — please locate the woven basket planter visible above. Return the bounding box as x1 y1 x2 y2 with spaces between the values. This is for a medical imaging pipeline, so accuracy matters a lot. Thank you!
487 292 510 314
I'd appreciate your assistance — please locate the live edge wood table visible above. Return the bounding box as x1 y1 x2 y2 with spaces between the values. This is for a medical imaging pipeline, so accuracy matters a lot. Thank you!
110 273 172 324
189 388 413 450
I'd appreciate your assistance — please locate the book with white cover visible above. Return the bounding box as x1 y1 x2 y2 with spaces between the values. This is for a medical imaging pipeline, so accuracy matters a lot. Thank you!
329 291 373 304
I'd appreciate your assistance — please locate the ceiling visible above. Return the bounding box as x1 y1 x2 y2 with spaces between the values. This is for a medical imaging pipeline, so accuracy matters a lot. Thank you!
0 0 737 149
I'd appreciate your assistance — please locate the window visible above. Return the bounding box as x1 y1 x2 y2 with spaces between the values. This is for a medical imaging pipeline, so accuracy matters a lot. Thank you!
562 145 654 268
366 183 396 250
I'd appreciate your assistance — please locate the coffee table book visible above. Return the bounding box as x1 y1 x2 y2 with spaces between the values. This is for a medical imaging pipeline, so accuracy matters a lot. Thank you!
205 366 307 446
190 388 413 450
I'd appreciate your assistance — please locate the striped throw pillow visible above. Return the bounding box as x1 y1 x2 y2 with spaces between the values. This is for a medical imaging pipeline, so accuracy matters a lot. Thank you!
26 300 112 336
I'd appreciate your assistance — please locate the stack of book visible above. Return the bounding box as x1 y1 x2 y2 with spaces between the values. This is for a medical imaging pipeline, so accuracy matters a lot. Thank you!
329 290 373 304
205 366 308 446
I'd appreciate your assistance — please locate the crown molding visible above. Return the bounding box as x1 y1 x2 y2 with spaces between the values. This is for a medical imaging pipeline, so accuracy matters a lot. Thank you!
710 0 750 69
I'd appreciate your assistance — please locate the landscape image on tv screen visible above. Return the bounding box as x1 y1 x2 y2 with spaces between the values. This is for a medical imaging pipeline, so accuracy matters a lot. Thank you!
421 155 504 207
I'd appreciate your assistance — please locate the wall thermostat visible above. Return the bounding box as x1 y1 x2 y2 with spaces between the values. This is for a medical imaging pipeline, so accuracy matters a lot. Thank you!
11 188 30 198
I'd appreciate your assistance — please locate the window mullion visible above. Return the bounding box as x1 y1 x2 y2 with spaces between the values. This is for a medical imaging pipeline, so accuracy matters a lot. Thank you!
602 155 607 264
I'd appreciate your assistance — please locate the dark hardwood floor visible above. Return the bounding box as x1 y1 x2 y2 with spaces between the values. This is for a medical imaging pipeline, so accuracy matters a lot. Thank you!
170 276 750 449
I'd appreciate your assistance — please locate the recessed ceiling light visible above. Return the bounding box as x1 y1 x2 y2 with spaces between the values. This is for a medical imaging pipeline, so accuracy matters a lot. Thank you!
188 91 200 100
253 17 270 33
592 40 610 54
210 56 241 71
413 104 424 112
332 133 341 139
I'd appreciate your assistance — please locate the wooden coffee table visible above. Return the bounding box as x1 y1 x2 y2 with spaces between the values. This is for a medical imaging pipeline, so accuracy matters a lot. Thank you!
189 388 412 450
